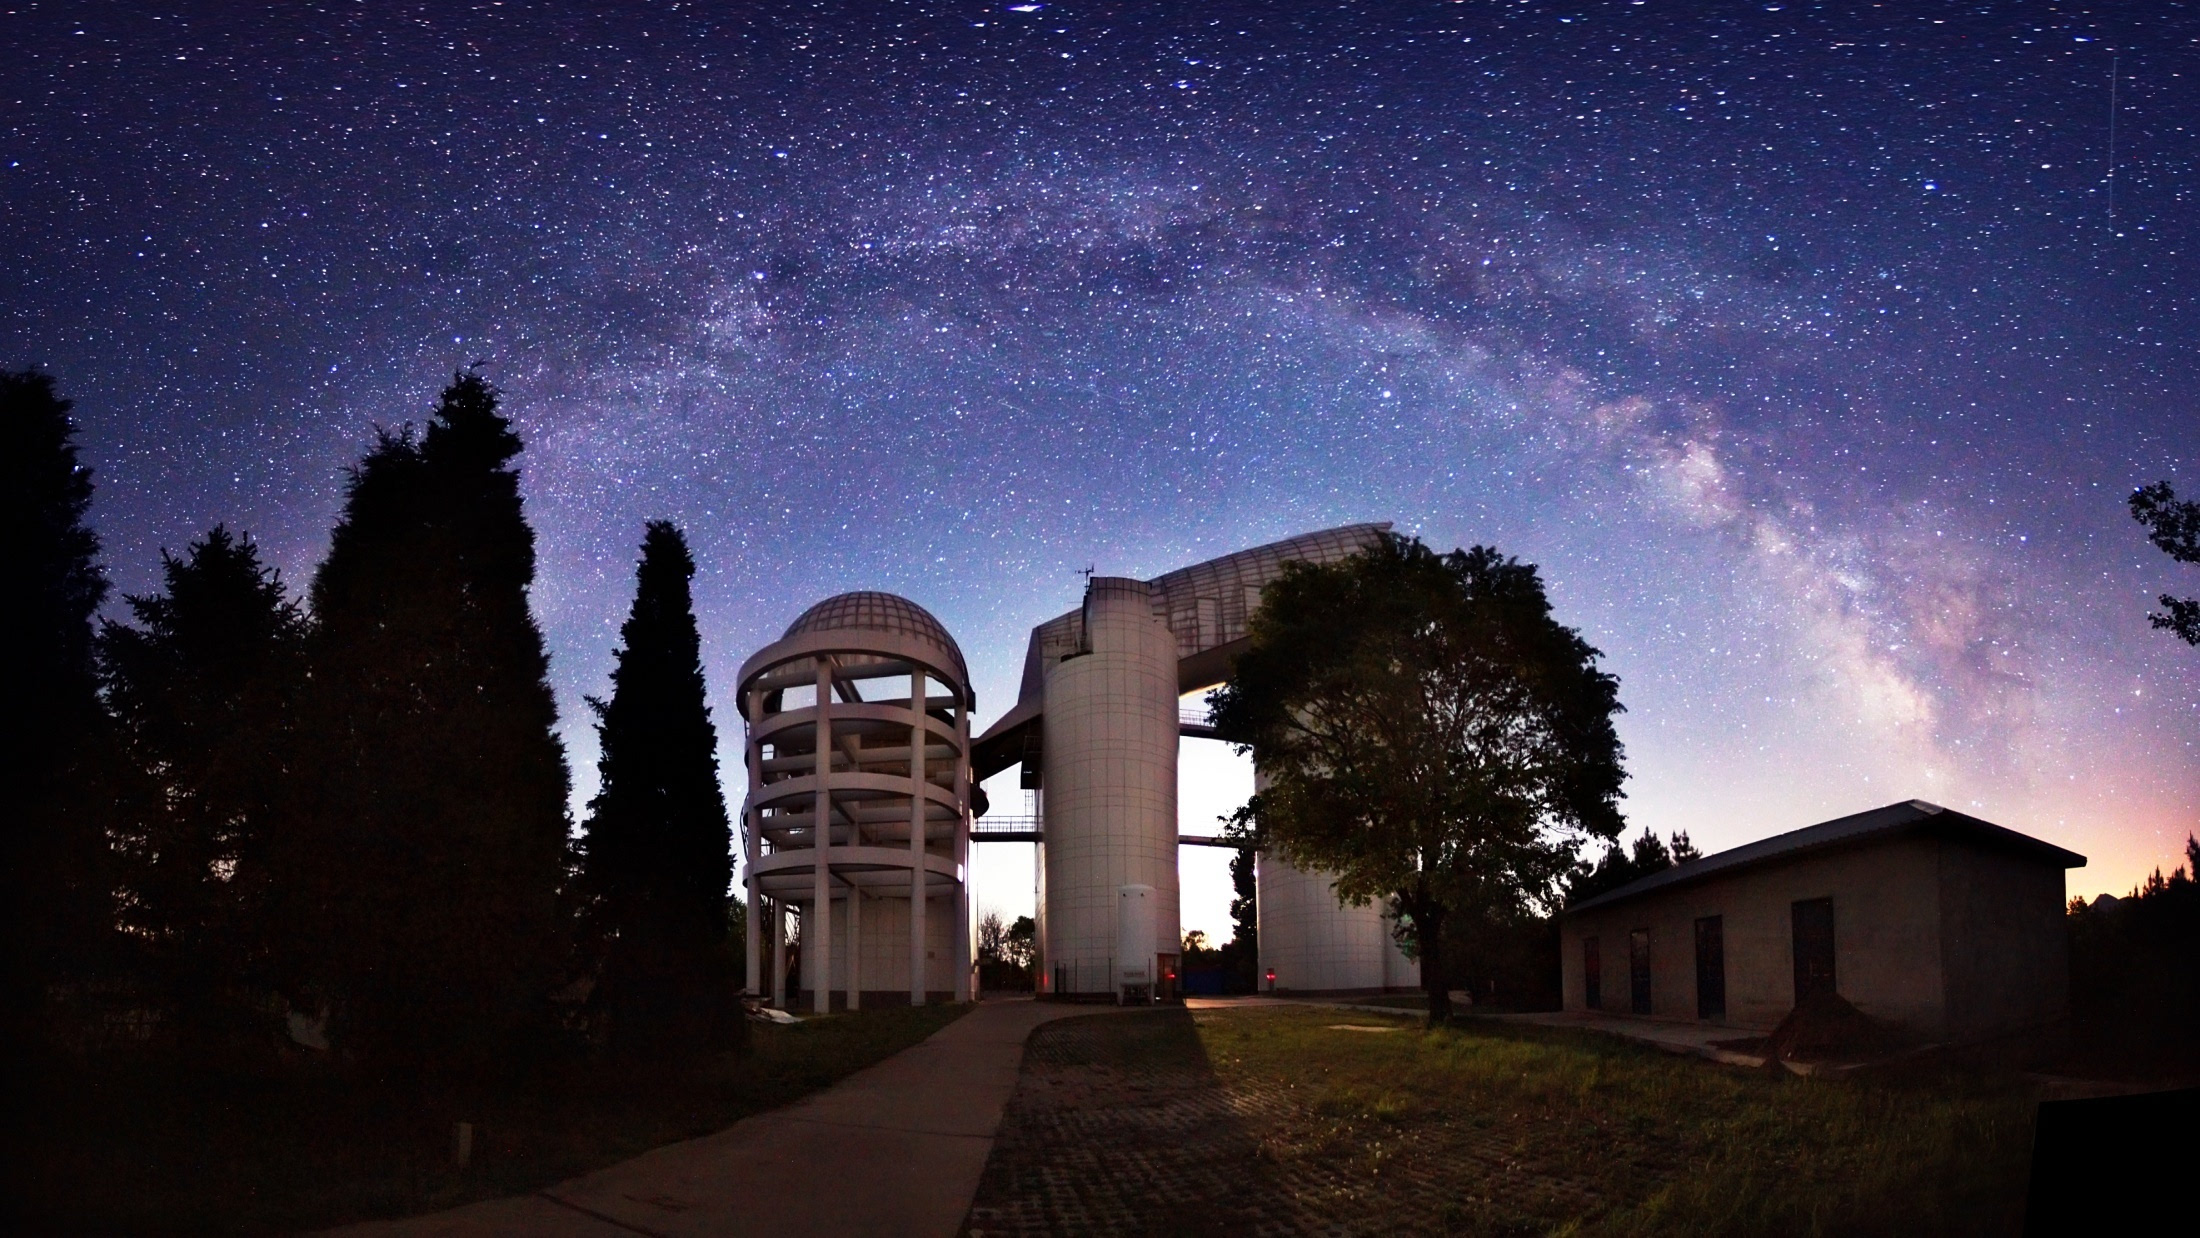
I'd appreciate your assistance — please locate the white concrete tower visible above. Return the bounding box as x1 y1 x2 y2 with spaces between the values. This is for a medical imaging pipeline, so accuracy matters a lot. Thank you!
1037 577 1181 996
738 593 974 1011
1254 776 1420 994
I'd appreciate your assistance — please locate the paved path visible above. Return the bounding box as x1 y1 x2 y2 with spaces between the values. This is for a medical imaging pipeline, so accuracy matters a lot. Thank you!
325 998 1103 1238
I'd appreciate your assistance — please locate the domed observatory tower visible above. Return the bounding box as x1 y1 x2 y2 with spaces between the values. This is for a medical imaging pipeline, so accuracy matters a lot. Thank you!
738 593 974 1012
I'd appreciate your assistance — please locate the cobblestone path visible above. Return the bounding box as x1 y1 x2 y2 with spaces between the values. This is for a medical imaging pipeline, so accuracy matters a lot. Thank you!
961 1009 1607 1238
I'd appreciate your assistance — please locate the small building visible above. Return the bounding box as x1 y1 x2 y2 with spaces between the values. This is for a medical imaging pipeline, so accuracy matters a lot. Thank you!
1560 800 2085 1052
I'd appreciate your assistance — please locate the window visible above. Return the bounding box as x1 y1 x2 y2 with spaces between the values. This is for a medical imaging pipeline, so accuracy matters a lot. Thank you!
1583 936 1601 1010
1629 929 1653 1015
1694 915 1726 1021
1792 897 1836 1002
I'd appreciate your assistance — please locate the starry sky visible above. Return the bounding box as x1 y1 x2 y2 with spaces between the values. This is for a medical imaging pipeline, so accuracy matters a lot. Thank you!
8 0 2199 935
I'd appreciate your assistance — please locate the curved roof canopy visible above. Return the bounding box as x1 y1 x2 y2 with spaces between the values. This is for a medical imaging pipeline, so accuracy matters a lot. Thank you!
972 522 1392 779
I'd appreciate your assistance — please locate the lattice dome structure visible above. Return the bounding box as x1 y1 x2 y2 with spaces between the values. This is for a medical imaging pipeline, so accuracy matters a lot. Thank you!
739 592 974 1012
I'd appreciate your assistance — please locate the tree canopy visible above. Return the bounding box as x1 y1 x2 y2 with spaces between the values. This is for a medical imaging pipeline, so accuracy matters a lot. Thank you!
1 369 115 1046
1210 534 1626 1024
285 372 569 1070
2130 481 2200 645
99 526 304 1042
577 520 735 1051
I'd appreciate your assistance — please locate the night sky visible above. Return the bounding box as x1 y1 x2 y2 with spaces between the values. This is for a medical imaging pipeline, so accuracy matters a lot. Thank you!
8 1 2198 933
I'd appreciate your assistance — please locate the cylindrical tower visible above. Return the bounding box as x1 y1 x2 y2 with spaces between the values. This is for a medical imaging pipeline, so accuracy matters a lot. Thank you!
737 592 973 1012
1253 770 1419 995
1039 577 1180 997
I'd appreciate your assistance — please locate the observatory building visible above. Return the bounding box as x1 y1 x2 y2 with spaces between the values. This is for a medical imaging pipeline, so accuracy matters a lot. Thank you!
738 592 974 1012
969 523 1418 999
738 526 1419 1008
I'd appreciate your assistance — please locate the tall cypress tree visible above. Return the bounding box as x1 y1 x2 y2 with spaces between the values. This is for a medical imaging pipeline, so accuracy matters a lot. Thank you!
1 370 115 1047
99 526 304 1046
579 521 735 1050
289 373 569 1069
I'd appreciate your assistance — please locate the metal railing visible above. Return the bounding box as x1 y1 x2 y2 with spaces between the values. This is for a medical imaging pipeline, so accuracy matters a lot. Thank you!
971 815 1041 841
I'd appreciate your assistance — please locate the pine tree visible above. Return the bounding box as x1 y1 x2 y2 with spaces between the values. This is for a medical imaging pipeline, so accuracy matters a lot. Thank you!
1 370 115 1046
98 526 303 1046
579 521 735 1050
288 373 569 1069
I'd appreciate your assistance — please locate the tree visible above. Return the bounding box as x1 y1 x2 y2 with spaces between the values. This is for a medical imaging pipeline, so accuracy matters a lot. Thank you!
1565 829 1699 907
1217 845 1258 991
577 521 734 1051
1005 915 1036 971
2130 481 2200 644
286 372 569 1070
98 526 304 1046
1210 535 1626 1025
1 369 116 1048
978 912 1009 963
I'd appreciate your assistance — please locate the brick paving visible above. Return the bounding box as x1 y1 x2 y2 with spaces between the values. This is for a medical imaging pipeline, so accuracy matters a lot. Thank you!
962 1009 1611 1238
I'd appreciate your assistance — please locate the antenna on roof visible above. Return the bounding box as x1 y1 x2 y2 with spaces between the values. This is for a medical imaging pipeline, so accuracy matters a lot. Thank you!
1078 564 1095 584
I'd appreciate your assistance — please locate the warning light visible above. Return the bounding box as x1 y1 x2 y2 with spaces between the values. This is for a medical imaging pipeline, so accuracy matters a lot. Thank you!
1265 969 1276 981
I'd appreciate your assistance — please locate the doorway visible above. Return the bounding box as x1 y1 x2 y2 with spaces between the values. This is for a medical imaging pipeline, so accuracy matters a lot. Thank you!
1791 897 1836 1002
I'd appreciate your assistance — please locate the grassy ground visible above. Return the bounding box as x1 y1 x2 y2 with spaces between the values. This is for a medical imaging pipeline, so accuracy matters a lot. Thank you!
10 1003 972 1235
1199 1007 2034 1236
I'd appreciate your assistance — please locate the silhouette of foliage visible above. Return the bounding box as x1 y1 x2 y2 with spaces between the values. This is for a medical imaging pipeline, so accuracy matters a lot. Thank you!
2065 834 2200 1077
1210 534 1626 1024
1 369 118 1050
576 521 736 1052
2129 481 2200 645
1221 844 1259 991
283 372 569 1071
99 526 304 1050
1565 828 1702 906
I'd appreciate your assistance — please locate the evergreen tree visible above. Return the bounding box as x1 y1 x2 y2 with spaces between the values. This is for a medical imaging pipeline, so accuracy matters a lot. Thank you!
578 521 734 1050
1 370 115 1045
287 373 569 1069
98 526 304 1046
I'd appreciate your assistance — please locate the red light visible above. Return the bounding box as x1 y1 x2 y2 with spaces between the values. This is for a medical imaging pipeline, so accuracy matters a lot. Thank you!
1265 969 1276 981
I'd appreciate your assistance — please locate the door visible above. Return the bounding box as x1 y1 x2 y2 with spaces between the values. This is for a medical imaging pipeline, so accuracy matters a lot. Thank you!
1694 915 1726 1021
1792 897 1836 1002
1628 929 1652 1015
1583 936 1601 1010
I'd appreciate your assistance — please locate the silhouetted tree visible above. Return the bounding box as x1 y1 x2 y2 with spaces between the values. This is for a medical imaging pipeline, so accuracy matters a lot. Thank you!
1006 915 1036 971
1221 845 1259 990
2130 481 2200 645
1565 828 1700 906
2066 834 2200 1075
99 527 304 1049
1 370 116 1049
1211 536 1626 1025
286 373 569 1070
577 521 733 1051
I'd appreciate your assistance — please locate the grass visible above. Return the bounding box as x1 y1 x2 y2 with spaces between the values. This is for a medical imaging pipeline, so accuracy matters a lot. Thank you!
1194 1006 2036 1237
9 1002 972 1235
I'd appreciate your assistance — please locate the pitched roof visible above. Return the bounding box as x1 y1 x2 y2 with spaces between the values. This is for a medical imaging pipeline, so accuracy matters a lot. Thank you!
1563 800 2087 916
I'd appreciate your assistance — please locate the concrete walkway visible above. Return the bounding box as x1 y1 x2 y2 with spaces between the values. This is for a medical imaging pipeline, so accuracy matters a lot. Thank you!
324 998 1101 1238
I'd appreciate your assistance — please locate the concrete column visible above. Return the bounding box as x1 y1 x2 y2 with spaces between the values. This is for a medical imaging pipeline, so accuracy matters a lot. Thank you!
910 671 927 1006
953 690 972 1002
812 658 833 1014
744 810 761 999
744 688 763 999
771 899 787 1008
847 882 861 1011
